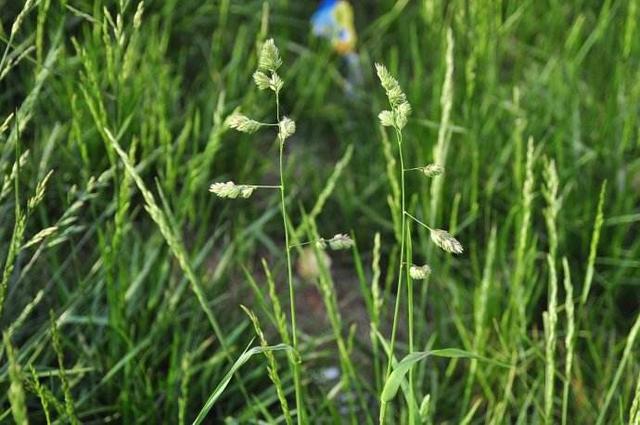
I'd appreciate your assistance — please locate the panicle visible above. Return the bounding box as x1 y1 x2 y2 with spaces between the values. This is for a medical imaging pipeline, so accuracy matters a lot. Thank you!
409 264 432 280
430 228 463 254
253 71 283 93
225 113 262 134
421 164 444 177
278 117 296 142
375 63 411 129
258 39 282 73
326 233 354 250
209 181 256 199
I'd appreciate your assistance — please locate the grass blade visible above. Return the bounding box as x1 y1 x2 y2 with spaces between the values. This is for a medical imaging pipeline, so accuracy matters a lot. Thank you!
192 343 292 425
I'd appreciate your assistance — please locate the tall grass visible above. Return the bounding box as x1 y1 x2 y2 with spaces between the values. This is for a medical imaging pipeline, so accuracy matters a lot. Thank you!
1 1 639 423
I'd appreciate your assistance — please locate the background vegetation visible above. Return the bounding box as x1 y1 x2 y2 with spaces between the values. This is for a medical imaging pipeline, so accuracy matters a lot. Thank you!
1 0 639 423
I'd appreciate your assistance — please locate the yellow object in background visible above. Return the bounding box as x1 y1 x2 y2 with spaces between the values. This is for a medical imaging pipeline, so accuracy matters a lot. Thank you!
311 0 362 92
311 0 357 55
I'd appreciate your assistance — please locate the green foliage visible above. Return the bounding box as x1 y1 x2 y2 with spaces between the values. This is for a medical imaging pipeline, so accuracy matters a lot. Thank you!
1 1 639 424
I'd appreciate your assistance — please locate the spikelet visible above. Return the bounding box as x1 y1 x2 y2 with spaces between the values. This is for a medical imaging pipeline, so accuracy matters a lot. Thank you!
430 228 463 254
11 0 34 37
375 63 407 108
28 170 54 210
225 113 262 134
133 1 145 30
421 164 443 177
409 264 432 280
209 181 255 199
253 71 271 90
327 234 354 250
394 102 412 129
253 71 283 93
378 110 394 127
278 117 296 142
375 63 411 129
23 226 58 249
0 113 14 135
258 39 282 72
419 394 431 423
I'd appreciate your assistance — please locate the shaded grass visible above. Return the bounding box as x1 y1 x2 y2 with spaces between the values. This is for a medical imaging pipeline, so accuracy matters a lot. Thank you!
0 0 639 423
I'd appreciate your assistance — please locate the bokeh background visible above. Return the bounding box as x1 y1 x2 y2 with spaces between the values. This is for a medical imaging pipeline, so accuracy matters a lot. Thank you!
1 0 639 423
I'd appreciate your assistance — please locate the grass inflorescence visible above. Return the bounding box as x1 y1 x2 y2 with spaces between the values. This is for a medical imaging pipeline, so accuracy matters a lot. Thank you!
0 1 638 424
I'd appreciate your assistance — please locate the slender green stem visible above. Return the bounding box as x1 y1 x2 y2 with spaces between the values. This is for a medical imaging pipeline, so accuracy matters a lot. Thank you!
406 222 415 425
381 128 408 425
248 184 282 189
396 130 416 425
404 211 433 231
288 239 321 249
276 92 303 425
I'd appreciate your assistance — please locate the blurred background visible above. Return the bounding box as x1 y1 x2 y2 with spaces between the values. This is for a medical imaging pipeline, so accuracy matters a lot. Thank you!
1 0 639 423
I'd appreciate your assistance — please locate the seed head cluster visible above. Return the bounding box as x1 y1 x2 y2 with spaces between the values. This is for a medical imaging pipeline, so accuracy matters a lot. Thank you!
421 164 444 177
430 229 463 254
375 63 412 130
209 181 255 199
225 113 262 134
278 117 296 142
409 264 432 280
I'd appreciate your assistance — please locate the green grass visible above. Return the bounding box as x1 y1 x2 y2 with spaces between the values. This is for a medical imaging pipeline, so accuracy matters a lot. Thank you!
1 0 640 423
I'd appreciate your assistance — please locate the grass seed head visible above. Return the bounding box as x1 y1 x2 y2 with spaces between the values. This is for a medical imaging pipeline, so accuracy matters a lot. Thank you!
253 71 271 90
253 71 283 93
225 113 262 134
430 229 463 254
209 181 255 199
410 264 432 280
278 117 296 142
394 101 412 129
133 1 145 29
375 63 409 110
421 164 444 177
378 110 394 127
258 38 282 73
327 233 354 250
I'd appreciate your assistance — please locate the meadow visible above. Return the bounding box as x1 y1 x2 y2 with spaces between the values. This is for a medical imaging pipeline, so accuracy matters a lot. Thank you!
1 0 640 423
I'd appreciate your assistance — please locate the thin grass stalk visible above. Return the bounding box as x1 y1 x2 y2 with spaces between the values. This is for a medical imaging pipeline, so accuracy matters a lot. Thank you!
242 305 293 425
580 181 606 305
624 0 638 59
262 259 291 345
512 137 535 334
178 353 192 425
596 312 640 425
50 314 79 425
276 92 304 425
561 258 575 425
463 225 497 411
543 158 559 423
543 254 558 423
28 365 52 425
371 232 383 391
406 220 415 425
3 332 28 425
629 371 640 424
381 127 407 425
428 28 454 231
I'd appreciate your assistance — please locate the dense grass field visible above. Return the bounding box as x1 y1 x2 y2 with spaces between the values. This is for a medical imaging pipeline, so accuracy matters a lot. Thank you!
1 0 640 423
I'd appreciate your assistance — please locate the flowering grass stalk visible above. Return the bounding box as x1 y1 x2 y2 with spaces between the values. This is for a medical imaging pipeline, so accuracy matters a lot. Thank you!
375 63 463 425
215 38 305 423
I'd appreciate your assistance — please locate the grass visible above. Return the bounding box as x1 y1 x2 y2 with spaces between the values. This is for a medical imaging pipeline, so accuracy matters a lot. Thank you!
1 0 640 423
